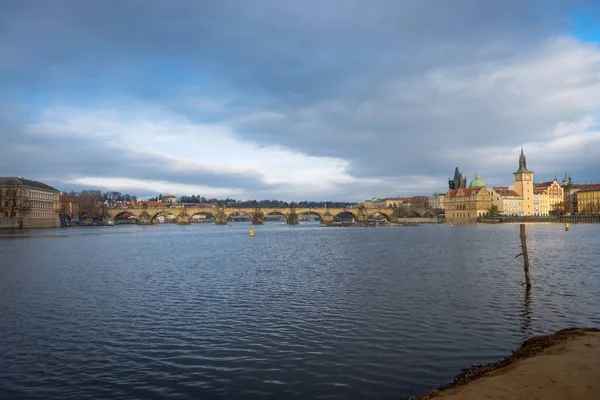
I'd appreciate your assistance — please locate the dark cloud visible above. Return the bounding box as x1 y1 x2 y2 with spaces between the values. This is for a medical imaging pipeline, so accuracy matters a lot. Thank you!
1 0 600 199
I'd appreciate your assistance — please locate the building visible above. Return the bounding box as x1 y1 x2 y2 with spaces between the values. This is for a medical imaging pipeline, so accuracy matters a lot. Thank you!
163 195 178 204
428 193 446 211
577 185 600 213
561 178 599 214
512 148 535 216
533 179 564 216
492 187 523 216
0 177 60 228
445 173 495 221
448 167 467 190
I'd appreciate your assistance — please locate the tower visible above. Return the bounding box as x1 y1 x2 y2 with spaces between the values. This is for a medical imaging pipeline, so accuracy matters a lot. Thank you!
448 167 467 190
513 147 534 216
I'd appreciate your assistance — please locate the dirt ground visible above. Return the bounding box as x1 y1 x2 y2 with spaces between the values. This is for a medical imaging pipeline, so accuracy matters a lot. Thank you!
412 328 600 400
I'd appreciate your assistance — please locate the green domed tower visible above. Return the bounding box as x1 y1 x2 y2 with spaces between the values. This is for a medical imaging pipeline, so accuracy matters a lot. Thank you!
469 173 485 188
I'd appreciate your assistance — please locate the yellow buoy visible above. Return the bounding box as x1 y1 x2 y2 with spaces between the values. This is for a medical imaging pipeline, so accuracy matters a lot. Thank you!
565 223 569 231
249 230 254 237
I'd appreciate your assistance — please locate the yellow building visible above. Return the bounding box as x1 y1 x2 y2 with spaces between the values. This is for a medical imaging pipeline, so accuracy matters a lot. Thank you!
512 148 534 215
492 187 523 216
445 173 495 221
577 186 600 213
533 179 564 216
0 177 60 228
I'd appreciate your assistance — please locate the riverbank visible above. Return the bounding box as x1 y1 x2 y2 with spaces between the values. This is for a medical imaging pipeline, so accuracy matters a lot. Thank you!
412 327 600 400
479 215 600 224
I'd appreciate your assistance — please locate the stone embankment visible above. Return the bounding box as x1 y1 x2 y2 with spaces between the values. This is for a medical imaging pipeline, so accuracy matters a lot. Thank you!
479 215 600 223
412 328 600 400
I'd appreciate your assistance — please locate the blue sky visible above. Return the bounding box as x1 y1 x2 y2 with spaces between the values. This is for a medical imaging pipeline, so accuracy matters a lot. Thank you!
1 0 600 200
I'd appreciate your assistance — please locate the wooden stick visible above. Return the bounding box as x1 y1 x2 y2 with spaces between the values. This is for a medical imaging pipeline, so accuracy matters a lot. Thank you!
519 224 532 288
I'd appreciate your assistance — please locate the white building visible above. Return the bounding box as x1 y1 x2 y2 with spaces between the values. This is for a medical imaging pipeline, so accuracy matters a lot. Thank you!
0 177 60 228
492 187 523 216
428 193 446 210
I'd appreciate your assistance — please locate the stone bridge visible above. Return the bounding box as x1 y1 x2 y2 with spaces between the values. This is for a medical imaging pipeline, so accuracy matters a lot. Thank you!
107 205 395 225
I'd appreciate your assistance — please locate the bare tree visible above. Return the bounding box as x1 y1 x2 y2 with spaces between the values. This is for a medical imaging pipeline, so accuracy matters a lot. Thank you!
0 185 30 218
75 190 104 219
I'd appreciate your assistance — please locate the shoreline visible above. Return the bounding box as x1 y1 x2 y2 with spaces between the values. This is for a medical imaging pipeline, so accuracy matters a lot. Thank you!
411 327 600 400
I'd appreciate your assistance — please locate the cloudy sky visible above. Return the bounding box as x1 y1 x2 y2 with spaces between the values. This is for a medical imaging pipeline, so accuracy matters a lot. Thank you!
1 0 600 201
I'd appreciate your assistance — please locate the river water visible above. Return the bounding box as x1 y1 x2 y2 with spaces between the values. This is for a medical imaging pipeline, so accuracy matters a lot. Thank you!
1 223 599 399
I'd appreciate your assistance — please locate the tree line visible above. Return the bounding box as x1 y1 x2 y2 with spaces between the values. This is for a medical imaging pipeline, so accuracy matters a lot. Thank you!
150 194 358 208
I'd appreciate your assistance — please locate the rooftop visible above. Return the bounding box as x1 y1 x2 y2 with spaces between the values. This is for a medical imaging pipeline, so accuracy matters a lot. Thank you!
0 177 59 192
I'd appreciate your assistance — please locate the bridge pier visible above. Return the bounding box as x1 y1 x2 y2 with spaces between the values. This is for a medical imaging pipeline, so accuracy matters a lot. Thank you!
138 211 152 225
252 212 264 225
177 213 190 225
286 212 298 225
215 212 228 225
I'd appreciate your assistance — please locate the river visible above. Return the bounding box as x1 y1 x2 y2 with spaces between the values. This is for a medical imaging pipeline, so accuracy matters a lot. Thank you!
1 223 599 399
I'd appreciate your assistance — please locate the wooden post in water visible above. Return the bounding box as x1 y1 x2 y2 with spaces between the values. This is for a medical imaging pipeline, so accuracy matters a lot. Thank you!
519 224 532 288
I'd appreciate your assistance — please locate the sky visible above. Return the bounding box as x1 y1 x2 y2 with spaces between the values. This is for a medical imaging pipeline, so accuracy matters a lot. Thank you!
1 0 600 201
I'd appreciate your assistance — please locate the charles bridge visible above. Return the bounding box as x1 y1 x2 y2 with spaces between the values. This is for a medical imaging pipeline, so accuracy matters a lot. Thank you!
107 205 396 225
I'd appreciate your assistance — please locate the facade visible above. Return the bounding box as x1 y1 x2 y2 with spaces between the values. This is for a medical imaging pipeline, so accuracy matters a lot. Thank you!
445 174 495 221
562 181 598 214
428 193 445 210
492 187 523 216
533 179 564 216
163 195 178 204
512 148 535 216
0 177 60 228
577 185 600 213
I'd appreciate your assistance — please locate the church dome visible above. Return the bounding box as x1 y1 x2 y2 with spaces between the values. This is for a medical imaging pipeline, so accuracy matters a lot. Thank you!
561 174 570 185
469 173 485 188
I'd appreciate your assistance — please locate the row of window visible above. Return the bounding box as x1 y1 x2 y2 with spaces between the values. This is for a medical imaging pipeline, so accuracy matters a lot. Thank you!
29 191 54 201
22 211 56 219
29 202 53 209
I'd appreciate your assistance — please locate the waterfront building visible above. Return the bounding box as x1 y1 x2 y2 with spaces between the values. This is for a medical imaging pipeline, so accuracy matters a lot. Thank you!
533 179 564 216
561 177 600 214
576 185 600 213
0 177 60 228
163 195 178 204
512 148 535 216
448 167 467 190
492 187 523 216
428 193 445 211
445 173 495 221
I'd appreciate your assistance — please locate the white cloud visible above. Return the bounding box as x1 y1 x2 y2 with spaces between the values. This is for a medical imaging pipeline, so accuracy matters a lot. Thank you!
68 177 246 198
28 106 382 197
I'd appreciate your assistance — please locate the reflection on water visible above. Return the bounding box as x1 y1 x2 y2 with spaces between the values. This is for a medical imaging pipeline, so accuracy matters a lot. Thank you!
520 287 533 336
0 223 599 399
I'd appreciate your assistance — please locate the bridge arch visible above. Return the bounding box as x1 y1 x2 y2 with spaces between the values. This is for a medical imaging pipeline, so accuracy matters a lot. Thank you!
298 210 323 222
227 211 254 221
189 211 215 222
264 211 288 222
332 211 357 223
367 211 392 222
150 210 178 224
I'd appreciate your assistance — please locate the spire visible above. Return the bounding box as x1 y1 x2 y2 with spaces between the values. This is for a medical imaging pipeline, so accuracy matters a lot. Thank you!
514 146 532 174
519 146 526 170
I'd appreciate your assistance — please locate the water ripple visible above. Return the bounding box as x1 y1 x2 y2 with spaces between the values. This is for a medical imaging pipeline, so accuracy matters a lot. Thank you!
0 223 599 399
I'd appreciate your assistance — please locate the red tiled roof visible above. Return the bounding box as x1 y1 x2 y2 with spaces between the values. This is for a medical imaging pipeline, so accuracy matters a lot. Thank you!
446 187 484 198
494 188 520 197
577 184 600 193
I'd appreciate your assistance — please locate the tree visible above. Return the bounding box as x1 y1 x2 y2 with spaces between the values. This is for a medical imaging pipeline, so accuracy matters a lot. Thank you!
489 204 500 216
552 201 571 215
0 185 31 219
76 190 104 219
